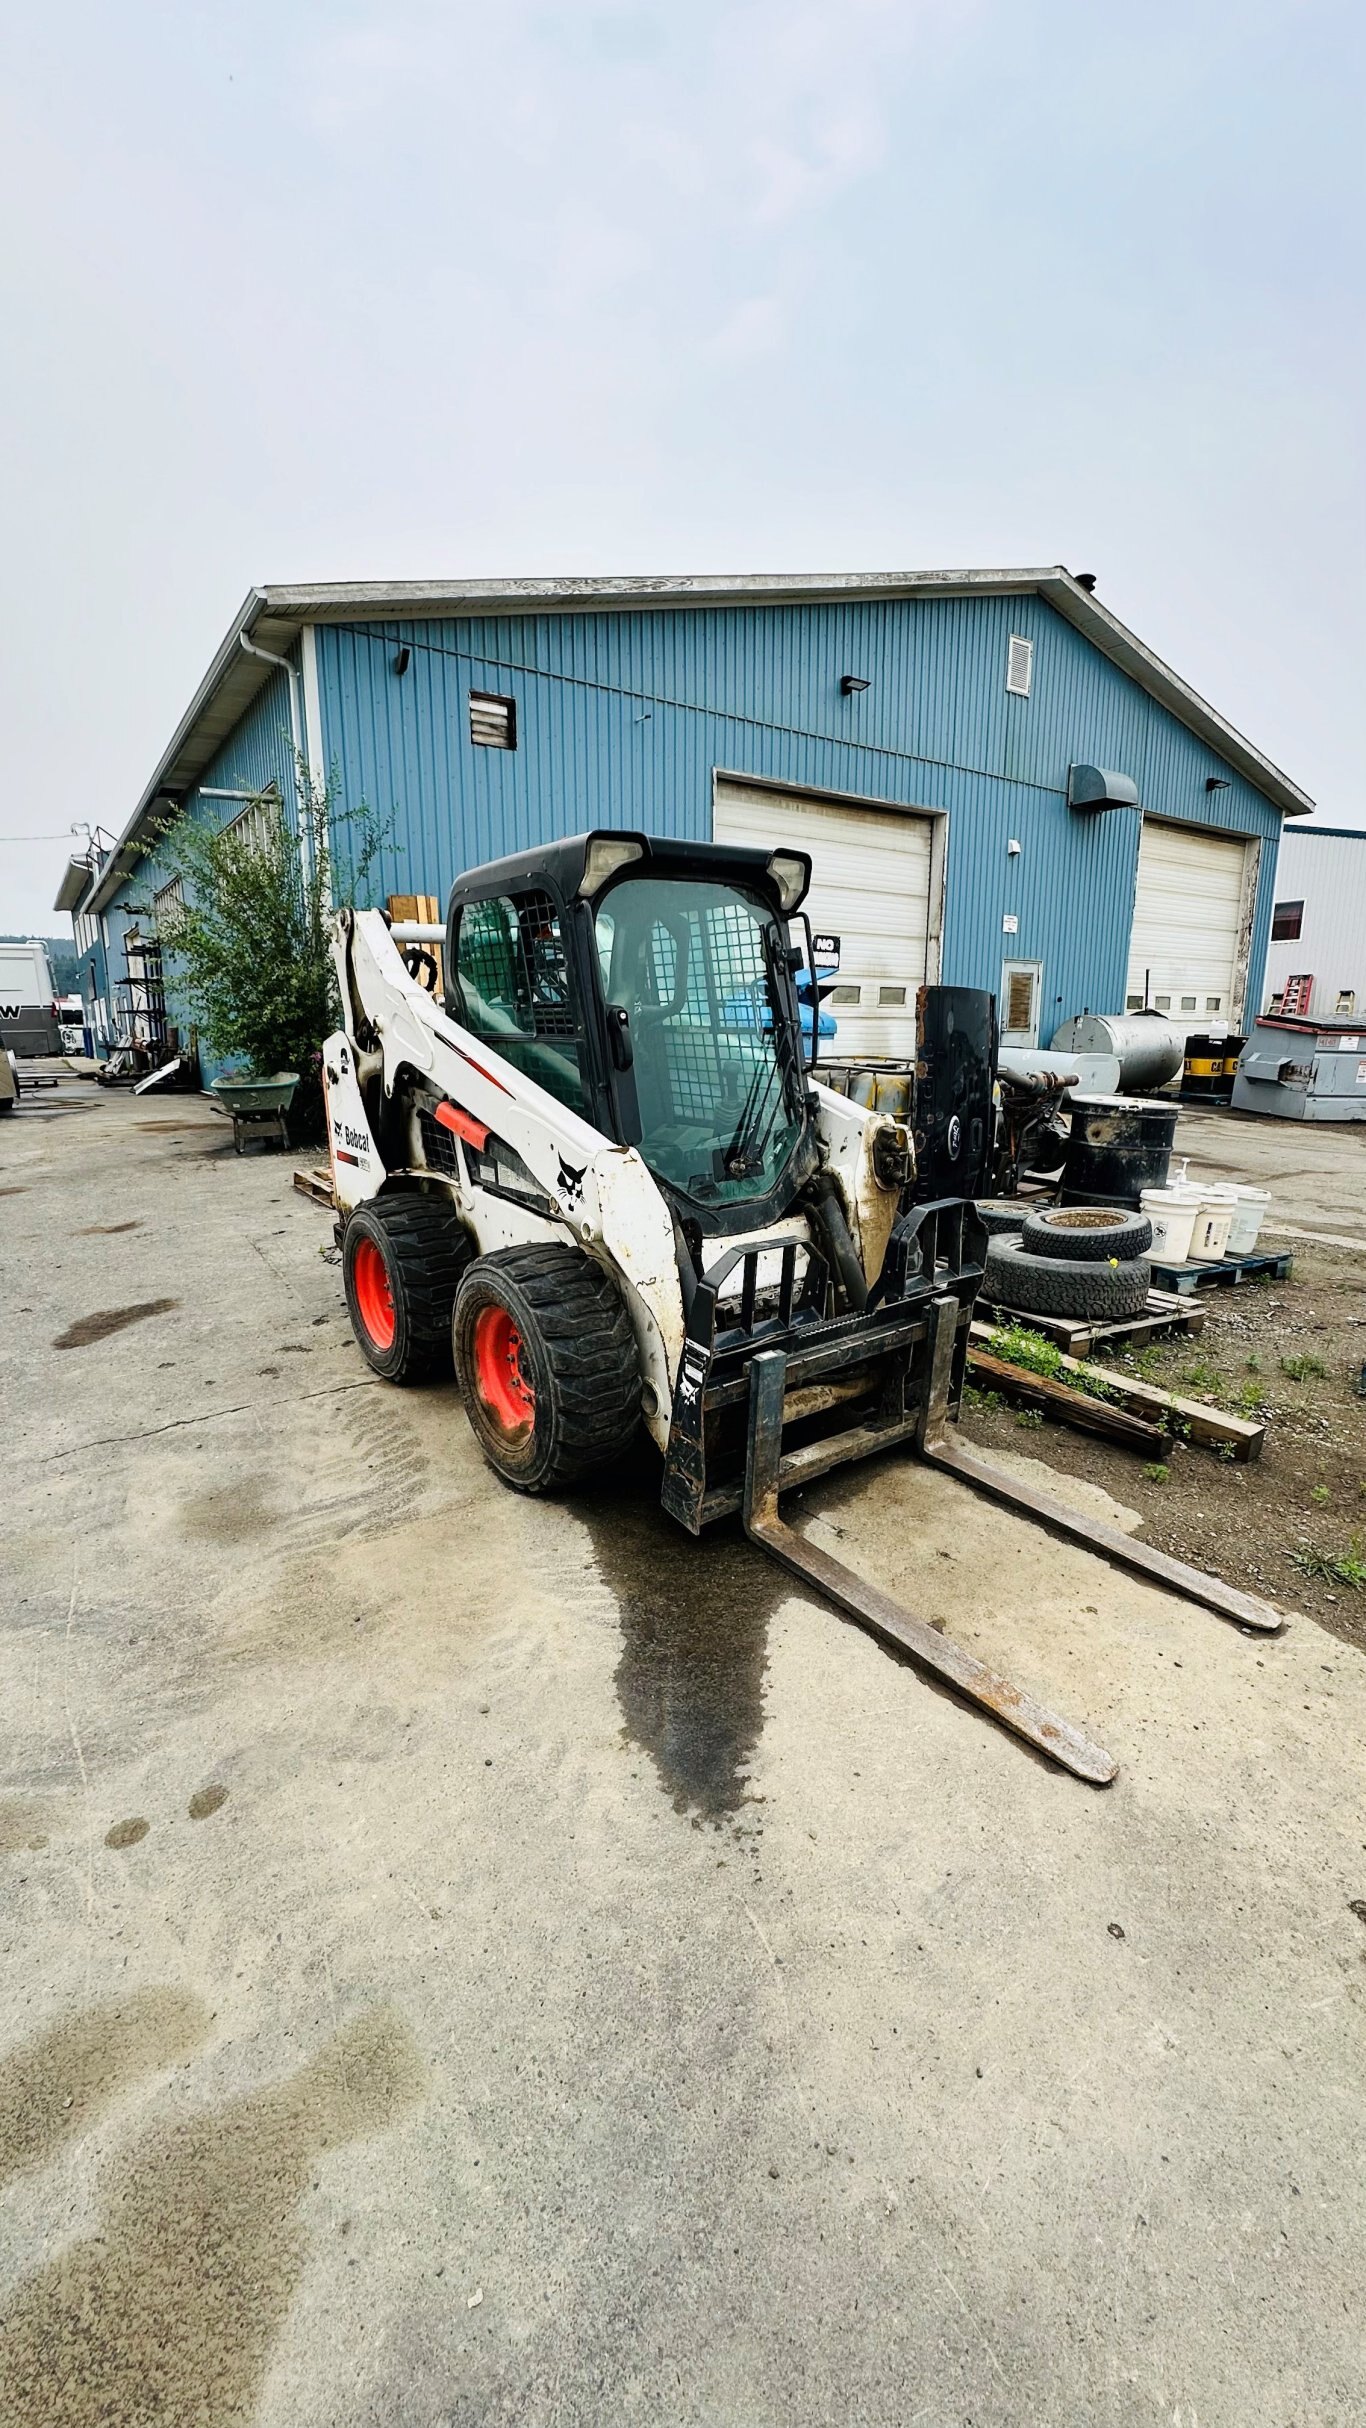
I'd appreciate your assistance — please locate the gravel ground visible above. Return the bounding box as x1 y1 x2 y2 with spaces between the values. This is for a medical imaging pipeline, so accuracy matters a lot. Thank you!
964 1108 1366 1653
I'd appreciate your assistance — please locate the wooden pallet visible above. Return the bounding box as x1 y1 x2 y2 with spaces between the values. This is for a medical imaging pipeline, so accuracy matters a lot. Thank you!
974 1287 1205 1359
292 1165 336 1208
1147 1249 1293 1296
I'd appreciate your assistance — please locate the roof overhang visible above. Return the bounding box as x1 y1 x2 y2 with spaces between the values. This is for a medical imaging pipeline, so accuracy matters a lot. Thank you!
53 858 94 913
85 566 1313 914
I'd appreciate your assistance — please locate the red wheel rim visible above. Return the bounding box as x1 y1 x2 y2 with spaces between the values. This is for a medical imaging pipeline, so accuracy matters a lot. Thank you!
472 1304 535 1436
352 1235 396 1350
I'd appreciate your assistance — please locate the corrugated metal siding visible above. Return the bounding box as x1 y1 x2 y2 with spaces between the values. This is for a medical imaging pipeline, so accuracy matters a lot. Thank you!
313 601 1281 1040
1263 829 1366 1012
101 668 300 1074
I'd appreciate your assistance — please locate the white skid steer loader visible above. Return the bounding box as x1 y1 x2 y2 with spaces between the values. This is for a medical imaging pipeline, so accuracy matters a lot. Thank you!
324 830 1286 1786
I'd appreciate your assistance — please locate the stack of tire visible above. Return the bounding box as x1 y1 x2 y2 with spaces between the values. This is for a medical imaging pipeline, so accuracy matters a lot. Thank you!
976 1203 1153 1321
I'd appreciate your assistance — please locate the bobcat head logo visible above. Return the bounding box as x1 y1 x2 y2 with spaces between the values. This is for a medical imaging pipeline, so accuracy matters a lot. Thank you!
557 1156 586 1205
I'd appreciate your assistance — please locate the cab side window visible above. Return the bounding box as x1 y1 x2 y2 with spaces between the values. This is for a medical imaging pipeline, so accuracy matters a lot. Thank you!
454 889 587 1115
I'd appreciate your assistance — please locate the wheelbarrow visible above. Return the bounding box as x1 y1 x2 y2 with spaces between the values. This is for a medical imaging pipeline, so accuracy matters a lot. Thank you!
210 1071 299 1154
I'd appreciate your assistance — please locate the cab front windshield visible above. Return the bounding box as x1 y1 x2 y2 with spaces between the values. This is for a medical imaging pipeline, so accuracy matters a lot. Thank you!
595 875 803 1209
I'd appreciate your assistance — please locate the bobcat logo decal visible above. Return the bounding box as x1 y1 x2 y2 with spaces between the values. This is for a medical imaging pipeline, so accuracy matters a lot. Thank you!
557 1155 587 1206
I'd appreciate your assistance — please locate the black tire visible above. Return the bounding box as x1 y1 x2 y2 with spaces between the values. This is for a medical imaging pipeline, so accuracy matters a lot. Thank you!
975 1200 1034 1237
983 1236 1151 1321
343 1194 473 1383
1020 1204 1152 1262
453 1244 642 1494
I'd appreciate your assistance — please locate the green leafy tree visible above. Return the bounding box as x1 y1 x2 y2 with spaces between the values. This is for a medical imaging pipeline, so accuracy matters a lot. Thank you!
146 765 392 1138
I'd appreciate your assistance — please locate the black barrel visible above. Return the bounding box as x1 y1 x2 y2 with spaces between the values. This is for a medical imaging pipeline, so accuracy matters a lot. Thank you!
1182 1032 1236 1102
1060 1093 1178 1209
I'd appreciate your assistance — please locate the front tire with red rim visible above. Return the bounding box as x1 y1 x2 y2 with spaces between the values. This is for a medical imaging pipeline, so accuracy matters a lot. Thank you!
453 1245 641 1493
342 1195 473 1383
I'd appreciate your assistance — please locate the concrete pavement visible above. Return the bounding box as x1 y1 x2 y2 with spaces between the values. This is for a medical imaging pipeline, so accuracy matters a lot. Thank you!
2 1079 1365 2427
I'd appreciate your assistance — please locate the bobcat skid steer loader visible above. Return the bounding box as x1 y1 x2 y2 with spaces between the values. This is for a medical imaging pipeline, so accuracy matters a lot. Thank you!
324 830 1285 1788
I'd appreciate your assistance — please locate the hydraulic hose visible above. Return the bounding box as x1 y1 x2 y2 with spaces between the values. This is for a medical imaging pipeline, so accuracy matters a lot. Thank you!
805 1169 869 1312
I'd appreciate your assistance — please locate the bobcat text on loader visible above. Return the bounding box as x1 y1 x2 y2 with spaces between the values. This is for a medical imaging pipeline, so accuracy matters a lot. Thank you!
324 830 1287 1787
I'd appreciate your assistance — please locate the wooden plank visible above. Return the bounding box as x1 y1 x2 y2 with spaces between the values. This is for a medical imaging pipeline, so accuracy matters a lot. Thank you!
1064 1356 1265 1463
388 892 444 992
967 1347 1166 1451
969 1321 1265 1462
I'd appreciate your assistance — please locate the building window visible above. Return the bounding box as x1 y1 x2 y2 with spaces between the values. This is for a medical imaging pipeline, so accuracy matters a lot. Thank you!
1336 989 1356 1015
1155 995 1171 1011
225 793 280 857
1271 899 1303 941
828 984 861 1006
1126 993 1143 1011
1005 635 1033 698
1180 995 1197 1011
1005 970 1037 1033
153 875 185 927
878 984 906 1006
1205 996 1222 1012
469 691 517 750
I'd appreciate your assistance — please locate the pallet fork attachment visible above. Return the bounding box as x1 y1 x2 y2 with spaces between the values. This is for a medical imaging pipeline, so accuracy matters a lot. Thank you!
739 1297 1288 1788
741 1311 1119 1787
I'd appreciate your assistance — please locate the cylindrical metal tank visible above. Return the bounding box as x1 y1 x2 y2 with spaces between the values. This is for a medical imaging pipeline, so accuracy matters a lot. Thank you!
996 1046 1122 1097
1050 1012 1184 1092
1060 1093 1180 1208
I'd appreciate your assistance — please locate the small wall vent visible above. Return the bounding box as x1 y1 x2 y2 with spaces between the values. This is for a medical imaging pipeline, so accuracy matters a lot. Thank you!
469 691 517 749
1005 634 1033 697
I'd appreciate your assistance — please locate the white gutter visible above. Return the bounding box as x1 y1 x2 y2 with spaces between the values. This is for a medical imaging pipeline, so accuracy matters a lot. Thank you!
238 633 311 887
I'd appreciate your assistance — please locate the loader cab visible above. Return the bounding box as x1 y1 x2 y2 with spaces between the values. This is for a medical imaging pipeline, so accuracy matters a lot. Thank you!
445 831 819 1232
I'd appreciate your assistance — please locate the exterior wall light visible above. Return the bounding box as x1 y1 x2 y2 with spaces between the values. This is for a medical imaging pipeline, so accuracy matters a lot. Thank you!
393 646 411 676
840 675 870 695
1205 776 1231 792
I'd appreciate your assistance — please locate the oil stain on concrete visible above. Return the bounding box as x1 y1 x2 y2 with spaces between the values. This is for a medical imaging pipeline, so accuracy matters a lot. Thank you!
76 1219 142 1236
53 1300 179 1351
0 2005 423 2428
180 1479 273 1547
188 1784 229 1821
0 1989 209 2192
583 1453 786 1819
0 1797 52 1855
105 1817 151 1850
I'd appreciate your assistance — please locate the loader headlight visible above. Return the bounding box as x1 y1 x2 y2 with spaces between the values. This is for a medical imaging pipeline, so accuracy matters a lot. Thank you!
766 851 810 915
579 834 646 897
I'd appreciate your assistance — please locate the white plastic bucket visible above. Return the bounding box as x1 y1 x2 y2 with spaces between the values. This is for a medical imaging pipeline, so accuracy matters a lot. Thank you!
1188 1197 1233 1261
1212 1185 1270 1255
1141 1187 1201 1262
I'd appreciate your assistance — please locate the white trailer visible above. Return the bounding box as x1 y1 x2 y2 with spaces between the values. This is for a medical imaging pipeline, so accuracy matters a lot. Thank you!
0 939 60 1056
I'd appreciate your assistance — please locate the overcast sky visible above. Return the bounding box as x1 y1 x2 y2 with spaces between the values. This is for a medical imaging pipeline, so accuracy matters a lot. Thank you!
2 0 1363 932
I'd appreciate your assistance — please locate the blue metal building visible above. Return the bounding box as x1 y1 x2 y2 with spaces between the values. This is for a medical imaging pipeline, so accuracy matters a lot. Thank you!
68 570 1311 1069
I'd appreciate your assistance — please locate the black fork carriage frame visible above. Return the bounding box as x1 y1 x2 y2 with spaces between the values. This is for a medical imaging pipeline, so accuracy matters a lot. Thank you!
659 1196 1288 1787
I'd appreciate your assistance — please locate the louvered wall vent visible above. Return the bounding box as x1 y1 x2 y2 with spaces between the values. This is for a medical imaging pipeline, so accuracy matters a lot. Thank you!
1005 634 1033 697
469 691 517 749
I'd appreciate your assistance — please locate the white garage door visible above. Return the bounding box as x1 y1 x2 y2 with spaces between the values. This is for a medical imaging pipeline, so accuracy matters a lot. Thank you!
1127 819 1250 1025
713 777 935 1057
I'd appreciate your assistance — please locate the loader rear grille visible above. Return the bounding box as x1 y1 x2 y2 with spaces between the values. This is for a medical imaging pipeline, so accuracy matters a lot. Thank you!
418 1110 461 1179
